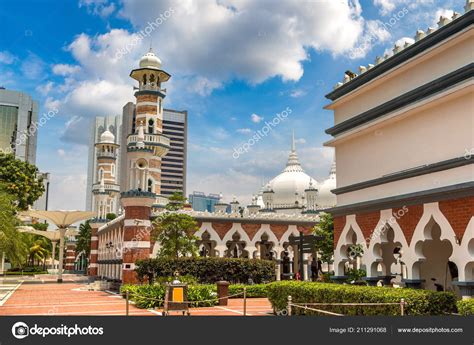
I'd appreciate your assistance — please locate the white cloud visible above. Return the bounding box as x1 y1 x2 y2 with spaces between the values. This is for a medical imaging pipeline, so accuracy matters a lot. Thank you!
374 0 397 15
433 9 455 24
251 113 263 123
20 53 46 80
290 89 307 98
236 128 252 134
373 0 435 16
383 36 415 57
0 51 15 64
52 64 81 76
295 138 306 144
57 149 66 157
117 0 371 84
79 0 116 17
36 81 54 96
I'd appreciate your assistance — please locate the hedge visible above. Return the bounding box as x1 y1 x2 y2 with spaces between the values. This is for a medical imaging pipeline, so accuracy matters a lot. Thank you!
266 281 457 316
120 284 217 309
228 284 269 298
457 299 474 315
135 257 275 284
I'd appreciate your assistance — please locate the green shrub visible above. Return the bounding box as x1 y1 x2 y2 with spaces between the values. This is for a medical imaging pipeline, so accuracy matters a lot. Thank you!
266 281 457 316
120 284 217 309
228 284 269 298
135 257 275 284
457 299 474 315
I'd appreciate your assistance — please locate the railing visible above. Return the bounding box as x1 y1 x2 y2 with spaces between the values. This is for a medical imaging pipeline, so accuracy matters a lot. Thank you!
96 151 117 159
138 84 167 93
124 290 247 316
92 183 121 193
127 133 170 148
285 295 406 316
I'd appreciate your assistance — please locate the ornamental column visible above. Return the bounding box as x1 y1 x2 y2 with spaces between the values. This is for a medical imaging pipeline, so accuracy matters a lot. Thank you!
65 238 76 272
88 220 102 277
120 190 155 284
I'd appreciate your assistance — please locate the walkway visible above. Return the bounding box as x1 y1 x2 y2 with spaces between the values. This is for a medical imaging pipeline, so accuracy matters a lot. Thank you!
0 275 273 316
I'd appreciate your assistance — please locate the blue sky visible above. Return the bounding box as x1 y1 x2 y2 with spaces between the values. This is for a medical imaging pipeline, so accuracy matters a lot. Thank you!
0 0 462 210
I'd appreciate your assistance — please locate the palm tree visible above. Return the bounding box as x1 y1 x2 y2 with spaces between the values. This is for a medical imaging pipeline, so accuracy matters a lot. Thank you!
76 221 91 262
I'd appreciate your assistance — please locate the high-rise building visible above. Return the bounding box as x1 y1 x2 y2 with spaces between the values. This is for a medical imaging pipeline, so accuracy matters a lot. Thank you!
0 88 38 163
161 109 187 197
33 172 50 211
85 115 122 213
118 105 187 198
189 191 221 212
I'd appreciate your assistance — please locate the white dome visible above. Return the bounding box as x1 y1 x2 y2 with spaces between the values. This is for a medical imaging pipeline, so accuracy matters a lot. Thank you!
317 163 337 208
268 170 315 206
265 132 317 207
100 130 115 144
139 49 162 69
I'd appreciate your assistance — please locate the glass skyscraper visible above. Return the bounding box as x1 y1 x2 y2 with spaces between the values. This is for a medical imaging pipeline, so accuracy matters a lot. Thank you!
0 88 38 163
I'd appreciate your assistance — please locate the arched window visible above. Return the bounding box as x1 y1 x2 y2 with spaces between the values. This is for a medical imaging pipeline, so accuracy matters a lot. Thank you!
111 164 115 177
142 74 147 85
148 119 154 134
98 169 104 181
147 179 153 192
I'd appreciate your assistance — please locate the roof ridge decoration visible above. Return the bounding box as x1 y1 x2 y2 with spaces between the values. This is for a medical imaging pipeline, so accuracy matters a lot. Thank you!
328 2 473 98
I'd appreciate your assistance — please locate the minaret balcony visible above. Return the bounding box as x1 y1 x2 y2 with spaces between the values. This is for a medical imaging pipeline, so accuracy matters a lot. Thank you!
92 183 121 193
96 151 117 160
127 133 170 156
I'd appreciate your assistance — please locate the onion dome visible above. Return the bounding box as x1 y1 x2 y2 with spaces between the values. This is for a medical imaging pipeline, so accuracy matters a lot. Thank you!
139 48 162 69
100 130 115 144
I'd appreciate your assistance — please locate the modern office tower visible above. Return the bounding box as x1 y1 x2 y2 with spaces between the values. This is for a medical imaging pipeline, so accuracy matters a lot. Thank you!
119 104 188 198
0 87 38 163
85 115 122 213
161 109 187 197
189 191 221 212
33 172 50 211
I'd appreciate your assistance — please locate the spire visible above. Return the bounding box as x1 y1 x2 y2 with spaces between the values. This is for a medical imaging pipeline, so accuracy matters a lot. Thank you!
285 132 303 172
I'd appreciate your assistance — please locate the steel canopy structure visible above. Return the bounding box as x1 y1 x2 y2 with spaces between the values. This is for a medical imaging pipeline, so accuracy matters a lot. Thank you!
19 210 95 282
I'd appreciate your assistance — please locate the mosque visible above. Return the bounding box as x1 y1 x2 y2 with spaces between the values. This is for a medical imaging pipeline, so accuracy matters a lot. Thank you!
87 49 334 284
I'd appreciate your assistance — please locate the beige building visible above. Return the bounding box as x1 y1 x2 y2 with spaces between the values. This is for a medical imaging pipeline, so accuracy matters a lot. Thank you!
325 3 473 297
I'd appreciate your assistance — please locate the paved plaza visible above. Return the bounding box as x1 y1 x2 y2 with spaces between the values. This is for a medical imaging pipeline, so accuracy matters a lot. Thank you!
0 275 273 316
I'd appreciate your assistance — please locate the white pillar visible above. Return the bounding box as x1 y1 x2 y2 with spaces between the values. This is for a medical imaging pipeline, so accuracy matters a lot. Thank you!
51 241 57 269
57 228 66 283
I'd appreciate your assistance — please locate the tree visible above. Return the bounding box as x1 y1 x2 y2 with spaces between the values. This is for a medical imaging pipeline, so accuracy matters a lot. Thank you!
152 213 199 258
165 192 187 211
76 221 92 259
0 184 28 267
313 212 334 271
0 154 45 210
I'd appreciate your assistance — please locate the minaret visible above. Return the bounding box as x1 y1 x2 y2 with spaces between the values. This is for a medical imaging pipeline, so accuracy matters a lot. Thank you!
304 178 318 213
118 49 171 284
126 48 171 208
92 130 120 218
